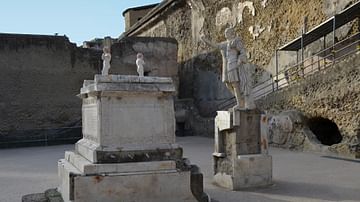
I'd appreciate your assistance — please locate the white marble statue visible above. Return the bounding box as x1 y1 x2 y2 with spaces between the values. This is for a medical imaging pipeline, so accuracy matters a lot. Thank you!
136 53 145 77
201 27 255 109
101 47 111 75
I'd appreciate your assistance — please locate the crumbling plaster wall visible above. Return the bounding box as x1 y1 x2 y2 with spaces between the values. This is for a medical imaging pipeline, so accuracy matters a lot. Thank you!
128 0 359 137
0 34 101 147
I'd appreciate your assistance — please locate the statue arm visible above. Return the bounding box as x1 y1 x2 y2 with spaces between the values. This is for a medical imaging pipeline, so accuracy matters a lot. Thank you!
200 35 220 49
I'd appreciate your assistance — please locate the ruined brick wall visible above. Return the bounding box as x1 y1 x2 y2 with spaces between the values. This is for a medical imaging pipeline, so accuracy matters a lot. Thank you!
0 34 101 147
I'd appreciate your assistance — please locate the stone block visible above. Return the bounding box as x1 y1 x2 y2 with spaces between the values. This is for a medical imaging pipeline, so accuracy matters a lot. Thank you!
59 158 198 202
233 109 261 155
214 154 272 190
76 76 178 163
80 94 176 148
214 111 233 156
64 151 176 175
215 111 232 131
236 154 272 176
55 75 208 202
22 193 48 202
58 159 81 202
260 114 270 154
75 139 183 163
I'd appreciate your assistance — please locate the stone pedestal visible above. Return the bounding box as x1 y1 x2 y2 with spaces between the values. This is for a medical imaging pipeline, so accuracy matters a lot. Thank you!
213 109 272 190
58 75 208 202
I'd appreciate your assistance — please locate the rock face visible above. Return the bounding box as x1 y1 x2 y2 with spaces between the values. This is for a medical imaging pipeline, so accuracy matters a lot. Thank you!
257 55 360 158
122 0 359 137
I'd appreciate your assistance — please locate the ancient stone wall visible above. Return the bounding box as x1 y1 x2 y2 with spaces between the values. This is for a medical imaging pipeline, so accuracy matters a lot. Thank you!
257 54 360 158
110 37 179 90
0 34 101 147
124 5 159 31
124 0 359 137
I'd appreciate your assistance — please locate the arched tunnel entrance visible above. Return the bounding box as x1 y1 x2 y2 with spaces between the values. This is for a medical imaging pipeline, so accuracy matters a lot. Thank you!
308 117 342 146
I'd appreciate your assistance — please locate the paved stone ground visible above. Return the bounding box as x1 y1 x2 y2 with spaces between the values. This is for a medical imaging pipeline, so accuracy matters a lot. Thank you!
0 136 359 202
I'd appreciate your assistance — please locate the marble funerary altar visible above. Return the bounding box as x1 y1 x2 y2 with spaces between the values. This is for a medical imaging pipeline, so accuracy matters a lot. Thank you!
58 75 208 202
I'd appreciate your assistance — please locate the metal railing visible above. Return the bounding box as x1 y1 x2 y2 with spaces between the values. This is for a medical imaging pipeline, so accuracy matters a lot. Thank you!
216 32 360 111
0 124 82 148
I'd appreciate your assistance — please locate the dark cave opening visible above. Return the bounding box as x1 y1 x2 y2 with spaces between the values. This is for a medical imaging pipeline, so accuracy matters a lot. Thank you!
308 117 342 146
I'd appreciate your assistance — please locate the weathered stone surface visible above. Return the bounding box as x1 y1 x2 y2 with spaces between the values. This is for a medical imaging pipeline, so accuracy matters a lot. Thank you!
110 37 179 89
22 193 47 202
0 35 180 148
75 139 183 163
56 75 208 202
214 154 272 190
258 55 360 158
215 111 232 131
214 109 272 189
64 151 177 174
121 0 359 139
73 170 197 202
260 115 270 154
76 75 178 163
233 109 261 155
59 157 199 202
0 34 100 147
58 159 81 202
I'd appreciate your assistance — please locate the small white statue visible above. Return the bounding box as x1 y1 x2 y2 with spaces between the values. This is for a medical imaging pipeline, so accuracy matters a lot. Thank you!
136 53 145 77
201 27 256 109
101 47 111 75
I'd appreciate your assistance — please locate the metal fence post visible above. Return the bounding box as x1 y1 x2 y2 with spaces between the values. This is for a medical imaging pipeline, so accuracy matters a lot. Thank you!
275 49 279 90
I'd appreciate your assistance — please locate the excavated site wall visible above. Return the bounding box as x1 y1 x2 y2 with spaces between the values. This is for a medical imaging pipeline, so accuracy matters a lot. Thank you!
0 34 101 147
124 0 360 157
0 34 180 148
257 54 360 158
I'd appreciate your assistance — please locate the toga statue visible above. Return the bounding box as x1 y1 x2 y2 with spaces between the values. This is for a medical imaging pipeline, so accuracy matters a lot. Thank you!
101 47 111 75
201 27 255 109
136 53 145 77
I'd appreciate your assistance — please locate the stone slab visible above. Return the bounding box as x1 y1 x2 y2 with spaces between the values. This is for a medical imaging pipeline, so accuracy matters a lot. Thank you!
94 74 173 84
80 75 176 96
79 82 176 150
214 111 233 155
59 158 198 202
58 159 81 202
64 151 176 175
260 114 270 154
214 154 272 190
215 111 233 131
233 109 261 155
75 139 183 163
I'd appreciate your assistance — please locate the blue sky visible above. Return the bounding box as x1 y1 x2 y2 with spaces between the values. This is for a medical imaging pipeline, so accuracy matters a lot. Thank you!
0 0 160 45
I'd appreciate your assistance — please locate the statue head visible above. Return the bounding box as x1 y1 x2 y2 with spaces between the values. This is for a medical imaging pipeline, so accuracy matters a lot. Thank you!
103 47 110 54
137 53 144 59
224 27 235 40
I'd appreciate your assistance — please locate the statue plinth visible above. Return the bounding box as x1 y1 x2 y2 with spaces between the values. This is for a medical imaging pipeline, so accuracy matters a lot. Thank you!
213 108 272 190
58 75 208 202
